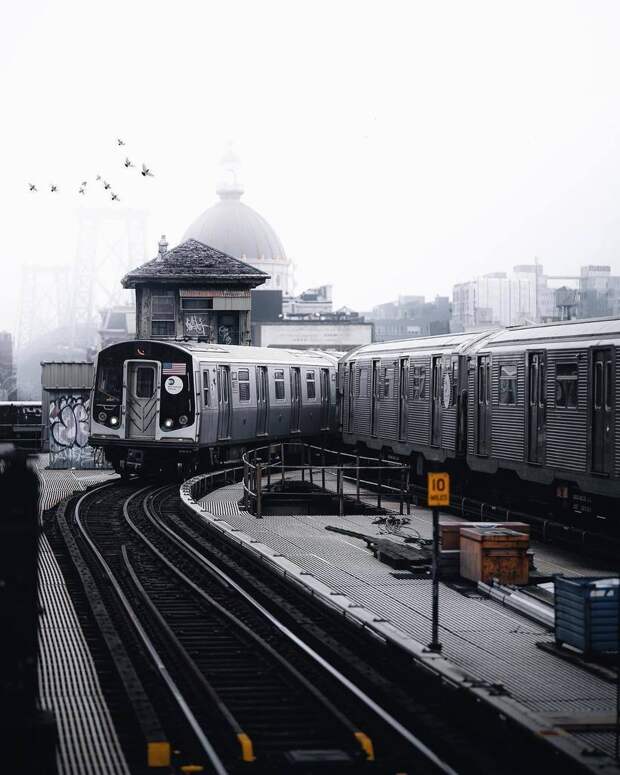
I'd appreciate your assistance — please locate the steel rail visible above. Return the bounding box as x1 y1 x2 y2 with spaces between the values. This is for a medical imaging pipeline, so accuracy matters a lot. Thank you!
126 487 373 763
144 485 460 775
73 487 229 775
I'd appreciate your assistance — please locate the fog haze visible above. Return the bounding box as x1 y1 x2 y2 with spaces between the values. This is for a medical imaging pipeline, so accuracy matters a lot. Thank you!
2 0 620 331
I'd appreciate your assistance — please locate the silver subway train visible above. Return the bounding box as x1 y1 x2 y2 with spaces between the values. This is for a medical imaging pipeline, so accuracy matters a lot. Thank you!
89 339 338 476
339 317 620 517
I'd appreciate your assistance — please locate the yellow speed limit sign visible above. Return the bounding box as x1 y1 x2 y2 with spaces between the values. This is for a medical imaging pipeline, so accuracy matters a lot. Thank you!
427 472 450 507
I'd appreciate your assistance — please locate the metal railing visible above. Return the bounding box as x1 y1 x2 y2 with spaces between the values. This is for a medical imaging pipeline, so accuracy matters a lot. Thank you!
242 442 410 519
183 464 245 504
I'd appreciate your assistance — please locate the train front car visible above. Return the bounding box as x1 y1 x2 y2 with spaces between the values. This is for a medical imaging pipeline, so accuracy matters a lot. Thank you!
90 340 198 477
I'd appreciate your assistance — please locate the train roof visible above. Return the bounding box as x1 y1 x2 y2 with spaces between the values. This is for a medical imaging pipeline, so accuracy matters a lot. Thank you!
0 401 42 407
341 331 487 359
483 316 620 346
99 339 338 366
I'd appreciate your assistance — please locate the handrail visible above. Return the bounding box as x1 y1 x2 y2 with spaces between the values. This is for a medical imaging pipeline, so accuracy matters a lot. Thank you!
240 442 410 519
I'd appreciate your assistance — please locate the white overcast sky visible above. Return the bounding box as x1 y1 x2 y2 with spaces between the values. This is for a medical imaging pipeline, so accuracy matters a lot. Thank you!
2 0 620 332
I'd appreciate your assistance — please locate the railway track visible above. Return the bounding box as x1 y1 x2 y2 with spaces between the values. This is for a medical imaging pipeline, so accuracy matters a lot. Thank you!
62 481 462 774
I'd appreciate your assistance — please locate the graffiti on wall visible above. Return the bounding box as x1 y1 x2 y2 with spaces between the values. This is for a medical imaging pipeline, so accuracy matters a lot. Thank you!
48 394 99 469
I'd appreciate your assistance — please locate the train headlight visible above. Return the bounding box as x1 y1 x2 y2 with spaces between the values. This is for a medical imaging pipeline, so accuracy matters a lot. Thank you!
110 416 119 426
179 414 188 426
163 418 174 428
98 411 107 422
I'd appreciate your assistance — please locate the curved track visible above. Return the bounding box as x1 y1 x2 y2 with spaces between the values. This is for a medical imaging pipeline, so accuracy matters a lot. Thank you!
69 481 458 774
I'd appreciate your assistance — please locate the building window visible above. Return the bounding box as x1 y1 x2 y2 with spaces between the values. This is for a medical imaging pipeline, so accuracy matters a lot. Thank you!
499 364 517 405
274 369 285 399
151 292 175 337
555 363 578 408
306 370 316 399
238 368 250 401
181 297 214 339
202 370 210 406
412 365 427 400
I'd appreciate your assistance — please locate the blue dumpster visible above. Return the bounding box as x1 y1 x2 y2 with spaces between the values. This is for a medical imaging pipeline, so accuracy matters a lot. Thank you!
554 576 619 655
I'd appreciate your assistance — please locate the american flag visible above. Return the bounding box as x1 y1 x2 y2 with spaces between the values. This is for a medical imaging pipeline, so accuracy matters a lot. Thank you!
162 362 186 375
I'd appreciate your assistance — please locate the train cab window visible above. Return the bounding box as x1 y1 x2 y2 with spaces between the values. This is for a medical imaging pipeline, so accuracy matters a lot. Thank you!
136 367 155 398
412 366 426 400
499 364 517 406
238 369 250 401
97 365 122 403
555 363 578 408
202 370 210 406
274 370 285 400
306 371 316 399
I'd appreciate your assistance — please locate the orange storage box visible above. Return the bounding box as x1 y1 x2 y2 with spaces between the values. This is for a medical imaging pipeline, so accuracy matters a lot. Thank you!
459 527 529 585
440 521 530 550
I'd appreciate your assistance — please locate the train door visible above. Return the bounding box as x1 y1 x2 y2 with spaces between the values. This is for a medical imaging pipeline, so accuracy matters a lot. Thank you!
527 351 546 464
371 360 380 436
126 361 158 440
256 366 269 436
217 365 231 440
399 357 409 441
476 355 491 456
592 348 614 475
431 356 442 446
290 367 301 433
320 368 331 430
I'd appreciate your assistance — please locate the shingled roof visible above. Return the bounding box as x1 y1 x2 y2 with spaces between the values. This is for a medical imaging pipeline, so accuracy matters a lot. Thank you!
121 239 269 288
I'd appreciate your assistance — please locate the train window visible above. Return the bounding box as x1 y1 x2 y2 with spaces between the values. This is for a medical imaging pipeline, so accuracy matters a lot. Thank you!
605 361 613 410
383 368 391 398
238 369 250 401
136 367 154 398
499 364 517 406
359 369 368 398
202 370 210 406
478 364 486 404
594 362 603 409
529 361 538 406
555 363 578 408
274 370 285 400
306 371 316 399
412 366 426 400
97 365 122 402
151 292 176 337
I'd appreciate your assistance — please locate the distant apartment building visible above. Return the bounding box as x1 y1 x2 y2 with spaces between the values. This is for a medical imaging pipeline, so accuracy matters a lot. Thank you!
577 265 620 319
367 295 451 342
451 264 555 331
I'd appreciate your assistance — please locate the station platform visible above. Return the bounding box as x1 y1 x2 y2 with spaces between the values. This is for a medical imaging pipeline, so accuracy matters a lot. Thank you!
35 456 127 775
182 473 620 772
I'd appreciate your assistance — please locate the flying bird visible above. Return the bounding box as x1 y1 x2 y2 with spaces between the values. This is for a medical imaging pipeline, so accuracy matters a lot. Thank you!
117 138 125 146
103 180 111 190
111 192 120 201
124 157 134 168
81 180 87 187
50 184 58 193
78 187 86 195
96 174 101 181
141 163 153 177
28 183 37 192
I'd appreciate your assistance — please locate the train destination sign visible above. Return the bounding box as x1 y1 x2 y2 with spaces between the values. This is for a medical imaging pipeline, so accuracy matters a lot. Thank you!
427 472 450 507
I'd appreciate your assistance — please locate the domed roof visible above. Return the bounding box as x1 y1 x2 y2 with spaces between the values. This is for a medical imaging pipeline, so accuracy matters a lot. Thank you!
183 150 287 263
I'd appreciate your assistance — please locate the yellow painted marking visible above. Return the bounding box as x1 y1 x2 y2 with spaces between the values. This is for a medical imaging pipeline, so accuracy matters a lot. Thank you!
237 732 256 762
147 741 171 767
180 766 204 773
354 731 375 761
427 472 450 507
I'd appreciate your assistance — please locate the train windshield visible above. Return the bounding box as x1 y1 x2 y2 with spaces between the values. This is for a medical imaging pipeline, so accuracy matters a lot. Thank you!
16 406 42 425
96 365 123 403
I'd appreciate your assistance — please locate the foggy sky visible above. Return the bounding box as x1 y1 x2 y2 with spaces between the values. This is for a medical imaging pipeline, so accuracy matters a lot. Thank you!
2 0 620 333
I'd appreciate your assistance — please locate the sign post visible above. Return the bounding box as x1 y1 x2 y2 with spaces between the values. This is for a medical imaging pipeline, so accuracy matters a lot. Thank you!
427 472 450 653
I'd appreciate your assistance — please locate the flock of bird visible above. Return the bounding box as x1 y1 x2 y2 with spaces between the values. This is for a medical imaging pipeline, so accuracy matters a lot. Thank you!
28 138 154 202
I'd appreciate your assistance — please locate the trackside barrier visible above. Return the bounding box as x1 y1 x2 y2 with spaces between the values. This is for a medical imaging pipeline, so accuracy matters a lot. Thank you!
241 442 410 518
